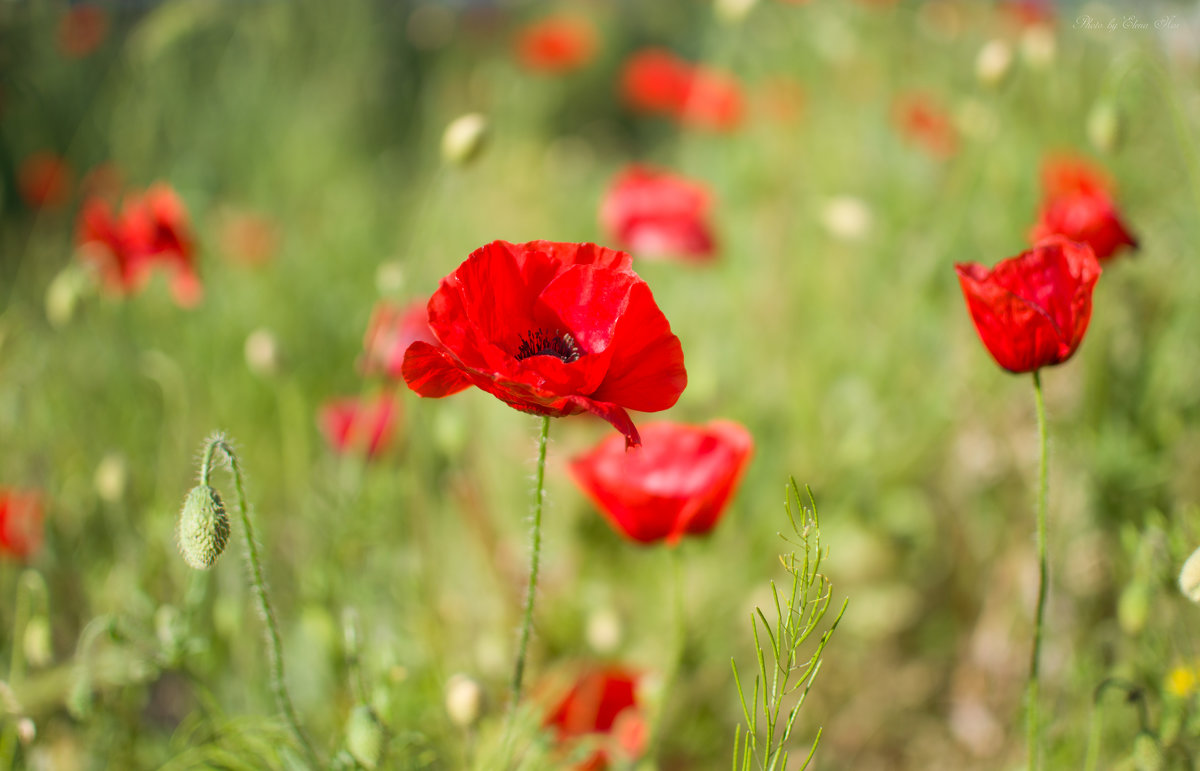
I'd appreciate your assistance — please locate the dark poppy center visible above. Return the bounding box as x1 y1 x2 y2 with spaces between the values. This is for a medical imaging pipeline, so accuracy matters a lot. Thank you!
515 329 583 363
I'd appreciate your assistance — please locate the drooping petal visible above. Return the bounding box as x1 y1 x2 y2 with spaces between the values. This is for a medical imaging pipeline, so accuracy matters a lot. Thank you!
402 341 474 397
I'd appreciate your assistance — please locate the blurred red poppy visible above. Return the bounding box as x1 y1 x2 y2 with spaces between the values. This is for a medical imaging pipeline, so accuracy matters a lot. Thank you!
57 4 108 59
76 184 202 307
570 420 753 545
402 241 686 448
1031 156 1137 261
599 166 715 261
998 0 1054 29
955 236 1101 374
893 93 959 158
545 667 646 770
217 209 279 267
516 16 596 73
319 394 399 458
17 152 72 210
0 489 43 561
620 49 744 131
361 300 437 379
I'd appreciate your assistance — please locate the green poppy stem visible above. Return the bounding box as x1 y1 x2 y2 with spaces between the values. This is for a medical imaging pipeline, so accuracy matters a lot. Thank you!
1027 370 1049 771
511 415 551 709
202 437 319 769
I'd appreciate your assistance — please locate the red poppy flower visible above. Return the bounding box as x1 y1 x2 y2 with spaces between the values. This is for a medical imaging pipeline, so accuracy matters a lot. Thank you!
893 93 959 159
318 394 399 458
0 489 44 560
620 49 744 132
57 4 108 59
955 236 1102 374
998 0 1054 29
515 16 596 73
361 300 437 379
569 420 753 544
1030 156 1137 261
599 166 715 261
76 184 202 307
402 241 686 448
545 667 646 771
18 152 72 210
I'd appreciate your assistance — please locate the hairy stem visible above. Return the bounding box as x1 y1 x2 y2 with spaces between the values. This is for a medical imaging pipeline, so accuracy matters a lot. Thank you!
1027 370 1049 771
510 416 551 709
204 436 319 768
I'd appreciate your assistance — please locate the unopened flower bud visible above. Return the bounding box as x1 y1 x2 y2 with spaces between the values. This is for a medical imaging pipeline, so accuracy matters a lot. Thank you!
1020 25 1056 69
177 485 231 570
1117 580 1151 635
16 718 35 746
1178 545 1200 602
1087 101 1122 155
975 40 1012 87
586 607 622 654
22 616 52 668
45 265 88 328
444 673 483 727
244 328 280 377
714 0 757 25
441 113 489 166
345 704 386 769
94 452 128 503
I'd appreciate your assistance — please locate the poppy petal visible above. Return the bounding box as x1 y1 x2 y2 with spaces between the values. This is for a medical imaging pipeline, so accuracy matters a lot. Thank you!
402 341 474 397
588 282 686 412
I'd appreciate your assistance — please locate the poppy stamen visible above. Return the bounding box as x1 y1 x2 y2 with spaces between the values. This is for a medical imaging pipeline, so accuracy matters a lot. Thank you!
515 329 582 363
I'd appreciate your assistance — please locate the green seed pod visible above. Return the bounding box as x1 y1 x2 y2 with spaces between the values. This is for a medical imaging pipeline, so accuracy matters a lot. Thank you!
177 485 231 570
22 616 52 668
1178 545 1200 602
345 704 386 770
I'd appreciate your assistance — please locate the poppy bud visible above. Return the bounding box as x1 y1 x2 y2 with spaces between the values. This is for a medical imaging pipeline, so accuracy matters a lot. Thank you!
714 0 757 25
22 616 52 668
16 718 35 746
1087 101 1122 155
586 606 622 654
441 113 489 167
975 40 1013 87
344 704 386 769
1178 545 1200 602
1117 580 1151 635
244 328 281 377
94 452 127 503
444 673 483 727
177 485 231 570
1020 25 1056 69
45 265 89 328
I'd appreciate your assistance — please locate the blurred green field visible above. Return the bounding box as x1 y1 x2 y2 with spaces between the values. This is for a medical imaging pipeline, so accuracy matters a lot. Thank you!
3 0 1200 768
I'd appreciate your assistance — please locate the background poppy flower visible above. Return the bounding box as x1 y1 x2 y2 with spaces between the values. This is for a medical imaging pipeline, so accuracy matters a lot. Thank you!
57 3 108 59
76 183 202 307
515 16 597 73
361 300 437 379
955 236 1101 374
1031 156 1137 261
620 49 743 131
402 240 686 448
318 394 399 458
599 166 716 261
569 420 753 544
17 152 72 210
544 666 646 771
0 489 44 560
893 93 959 158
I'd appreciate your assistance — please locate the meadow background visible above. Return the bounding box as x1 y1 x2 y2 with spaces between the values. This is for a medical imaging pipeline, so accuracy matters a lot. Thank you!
3 0 1200 768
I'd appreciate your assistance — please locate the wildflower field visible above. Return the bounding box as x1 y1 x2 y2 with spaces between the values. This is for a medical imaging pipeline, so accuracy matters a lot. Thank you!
3 0 1200 768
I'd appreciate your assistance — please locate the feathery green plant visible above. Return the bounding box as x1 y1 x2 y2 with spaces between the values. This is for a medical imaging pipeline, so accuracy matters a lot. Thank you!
731 480 846 771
